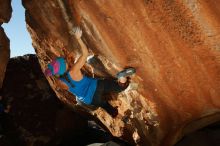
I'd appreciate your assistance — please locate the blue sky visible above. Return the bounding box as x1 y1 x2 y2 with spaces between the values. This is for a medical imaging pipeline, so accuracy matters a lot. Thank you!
2 0 35 58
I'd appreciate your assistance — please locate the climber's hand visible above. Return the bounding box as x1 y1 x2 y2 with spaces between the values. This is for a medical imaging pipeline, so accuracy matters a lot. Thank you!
73 27 82 39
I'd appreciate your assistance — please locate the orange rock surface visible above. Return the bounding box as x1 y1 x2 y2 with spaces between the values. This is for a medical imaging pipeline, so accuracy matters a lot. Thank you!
22 0 220 145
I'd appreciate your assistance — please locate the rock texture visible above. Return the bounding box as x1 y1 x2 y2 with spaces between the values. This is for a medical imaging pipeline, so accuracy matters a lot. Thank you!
22 0 220 146
0 0 12 88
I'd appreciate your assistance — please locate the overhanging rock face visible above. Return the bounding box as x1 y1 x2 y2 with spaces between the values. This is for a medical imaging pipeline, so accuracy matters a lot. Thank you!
0 0 11 88
22 0 220 145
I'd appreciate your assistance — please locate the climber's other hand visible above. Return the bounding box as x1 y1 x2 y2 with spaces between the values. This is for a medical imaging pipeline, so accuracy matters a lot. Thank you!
73 27 82 39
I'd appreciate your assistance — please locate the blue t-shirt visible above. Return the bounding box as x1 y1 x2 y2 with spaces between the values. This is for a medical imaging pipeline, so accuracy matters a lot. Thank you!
59 72 97 104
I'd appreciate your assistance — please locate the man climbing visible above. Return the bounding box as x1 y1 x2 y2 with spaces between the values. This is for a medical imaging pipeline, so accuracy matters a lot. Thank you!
44 27 135 116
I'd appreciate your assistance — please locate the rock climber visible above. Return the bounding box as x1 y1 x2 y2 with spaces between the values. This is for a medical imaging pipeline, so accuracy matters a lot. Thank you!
44 27 135 116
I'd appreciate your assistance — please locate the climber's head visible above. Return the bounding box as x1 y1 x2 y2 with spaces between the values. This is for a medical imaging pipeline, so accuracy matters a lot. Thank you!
44 57 67 77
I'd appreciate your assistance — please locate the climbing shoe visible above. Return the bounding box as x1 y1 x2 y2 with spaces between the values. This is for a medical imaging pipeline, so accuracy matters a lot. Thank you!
116 67 136 79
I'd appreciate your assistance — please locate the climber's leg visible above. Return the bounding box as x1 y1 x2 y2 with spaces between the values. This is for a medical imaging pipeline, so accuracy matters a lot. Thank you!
91 80 106 107
91 80 118 117
98 79 129 93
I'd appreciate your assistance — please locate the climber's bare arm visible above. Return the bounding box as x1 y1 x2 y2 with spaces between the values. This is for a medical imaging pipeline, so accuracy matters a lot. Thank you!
69 27 88 77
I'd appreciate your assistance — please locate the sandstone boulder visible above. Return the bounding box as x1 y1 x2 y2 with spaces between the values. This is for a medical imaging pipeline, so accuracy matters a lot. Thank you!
22 0 220 145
